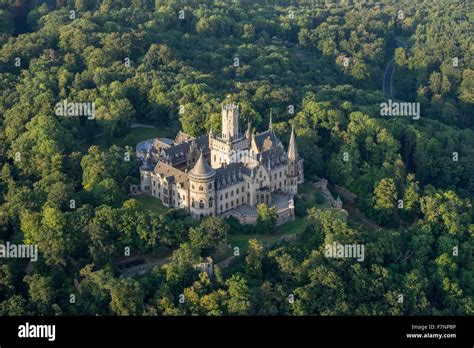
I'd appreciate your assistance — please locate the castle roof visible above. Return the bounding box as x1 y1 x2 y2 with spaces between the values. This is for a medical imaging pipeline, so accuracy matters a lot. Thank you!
215 163 246 190
154 161 189 188
253 130 279 152
189 151 215 179
258 146 288 169
159 135 209 166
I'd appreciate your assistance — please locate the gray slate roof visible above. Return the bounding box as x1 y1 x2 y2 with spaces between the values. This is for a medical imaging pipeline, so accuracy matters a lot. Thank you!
159 135 209 165
189 152 215 179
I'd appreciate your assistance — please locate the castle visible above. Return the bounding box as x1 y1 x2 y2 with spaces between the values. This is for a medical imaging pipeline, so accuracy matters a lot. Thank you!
139 103 304 225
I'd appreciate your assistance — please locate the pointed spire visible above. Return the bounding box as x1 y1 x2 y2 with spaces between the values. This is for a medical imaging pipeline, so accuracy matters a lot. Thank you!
189 151 215 179
269 108 273 130
250 128 259 154
288 125 298 160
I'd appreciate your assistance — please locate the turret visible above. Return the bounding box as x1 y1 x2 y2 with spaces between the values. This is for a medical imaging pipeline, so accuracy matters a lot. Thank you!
287 126 299 195
188 151 216 217
269 108 273 131
288 125 299 161
245 121 251 140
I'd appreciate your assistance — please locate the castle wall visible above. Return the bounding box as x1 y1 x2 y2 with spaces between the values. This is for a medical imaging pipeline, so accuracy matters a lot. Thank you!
216 182 246 214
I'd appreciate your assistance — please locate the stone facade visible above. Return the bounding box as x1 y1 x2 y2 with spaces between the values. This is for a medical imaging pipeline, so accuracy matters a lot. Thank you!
139 102 304 222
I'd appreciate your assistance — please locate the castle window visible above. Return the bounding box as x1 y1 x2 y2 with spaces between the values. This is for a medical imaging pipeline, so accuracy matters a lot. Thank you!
199 200 204 209
199 186 203 191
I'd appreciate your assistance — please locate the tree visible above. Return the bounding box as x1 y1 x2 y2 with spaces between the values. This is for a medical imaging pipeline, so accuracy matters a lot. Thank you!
189 217 228 255
245 238 264 281
373 178 397 211
256 204 277 234
226 275 252 315
24 274 55 314
109 278 145 315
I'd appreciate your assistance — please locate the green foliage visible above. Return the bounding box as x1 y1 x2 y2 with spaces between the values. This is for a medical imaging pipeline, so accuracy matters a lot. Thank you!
256 204 277 234
0 0 471 317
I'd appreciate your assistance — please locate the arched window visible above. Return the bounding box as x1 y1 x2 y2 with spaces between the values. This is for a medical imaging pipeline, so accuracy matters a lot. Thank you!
199 200 204 209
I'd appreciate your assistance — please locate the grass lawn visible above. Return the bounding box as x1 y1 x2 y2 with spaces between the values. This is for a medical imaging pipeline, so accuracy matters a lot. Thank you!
130 127 172 142
132 194 169 215
84 126 173 151
227 217 307 255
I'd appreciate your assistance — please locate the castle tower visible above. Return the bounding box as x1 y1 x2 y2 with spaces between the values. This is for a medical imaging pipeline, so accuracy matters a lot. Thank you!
188 151 216 217
210 102 248 168
287 125 299 196
221 103 239 141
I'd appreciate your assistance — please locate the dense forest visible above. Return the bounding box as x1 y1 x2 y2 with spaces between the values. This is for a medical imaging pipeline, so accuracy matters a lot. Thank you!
0 0 472 316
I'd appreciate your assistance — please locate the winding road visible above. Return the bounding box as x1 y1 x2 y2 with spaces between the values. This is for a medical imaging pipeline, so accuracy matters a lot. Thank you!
383 38 407 97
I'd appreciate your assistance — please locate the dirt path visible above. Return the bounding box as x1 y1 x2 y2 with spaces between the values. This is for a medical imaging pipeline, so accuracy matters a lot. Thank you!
383 38 408 97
